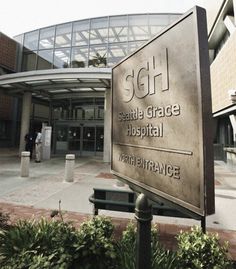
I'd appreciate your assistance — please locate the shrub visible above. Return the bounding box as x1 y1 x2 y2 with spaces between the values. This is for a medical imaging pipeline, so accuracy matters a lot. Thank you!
0 211 10 230
0 218 79 268
72 216 116 269
115 221 178 269
0 216 117 269
176 225 233 269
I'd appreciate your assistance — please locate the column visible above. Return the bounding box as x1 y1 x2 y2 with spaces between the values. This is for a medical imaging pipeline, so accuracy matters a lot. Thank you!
233 0 236 26
19 92 32 155
103 88 111 162
229 114 236 146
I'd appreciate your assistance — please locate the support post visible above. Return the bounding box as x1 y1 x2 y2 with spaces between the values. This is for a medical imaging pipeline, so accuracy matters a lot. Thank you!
19 92 32 155
64 154 75 182
135 193 152 269
201 216 206 233
103 89 111 162
20 151 30 177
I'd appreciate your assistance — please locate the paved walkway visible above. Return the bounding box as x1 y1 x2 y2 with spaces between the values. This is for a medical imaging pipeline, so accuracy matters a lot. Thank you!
0 149 236 260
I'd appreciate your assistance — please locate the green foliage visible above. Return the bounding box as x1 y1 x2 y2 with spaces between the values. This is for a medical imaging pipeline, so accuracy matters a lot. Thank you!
73 216 116 269
116 222 136 269
0 217 233 269
0 216 116 269
0 211 10 230
115 222 178 269
176 225 233 269
0 218 78 268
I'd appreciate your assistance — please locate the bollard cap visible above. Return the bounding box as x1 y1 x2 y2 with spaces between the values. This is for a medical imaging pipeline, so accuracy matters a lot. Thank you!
135 193 153 222
21 151 30 157
66 154 75 160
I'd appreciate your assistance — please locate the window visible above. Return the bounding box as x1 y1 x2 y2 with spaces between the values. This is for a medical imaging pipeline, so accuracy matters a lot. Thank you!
55 23 72 48
54 48 71 68
22 52 37 71
37 50 53 70
109 16 128 43
89 45 107 67
71 47 88 67
128 15 149 41
90 17 108 45
107 43 127 67
72 20 90 46
39 27 55 49
24 30 39 50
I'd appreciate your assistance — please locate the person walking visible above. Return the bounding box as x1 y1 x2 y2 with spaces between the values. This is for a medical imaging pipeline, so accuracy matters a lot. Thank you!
35 130 42 163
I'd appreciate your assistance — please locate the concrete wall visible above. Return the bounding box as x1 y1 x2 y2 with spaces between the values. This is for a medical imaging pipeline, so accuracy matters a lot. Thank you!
210 30 236 113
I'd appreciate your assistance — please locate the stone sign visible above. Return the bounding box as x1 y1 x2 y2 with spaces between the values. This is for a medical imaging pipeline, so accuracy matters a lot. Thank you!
111 7 215 216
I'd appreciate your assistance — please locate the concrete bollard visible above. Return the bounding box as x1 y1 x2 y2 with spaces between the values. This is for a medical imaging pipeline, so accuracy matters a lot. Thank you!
64 154 75 182
20 151 30 177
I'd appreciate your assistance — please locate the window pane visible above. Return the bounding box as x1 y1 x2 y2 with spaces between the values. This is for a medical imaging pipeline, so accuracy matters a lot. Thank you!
169 14 181 23
37 50 53 70
128 25 149 41
96 126 104 152
107 43 127 67
71 47 88 67
24 30 39 50
95 106 104 119
109 26 128 43
83 127 95 151
89 45 107 67
84 107 94 120
39 27 55 49
54 48 71 68
128 41 145 54
22 52 37 71
128 15 149 41
150 25 166 37
14 34 24 44
72 20 90 46
68 127 81 151
90 17 108 44
55 23 72 48
149 14 170 26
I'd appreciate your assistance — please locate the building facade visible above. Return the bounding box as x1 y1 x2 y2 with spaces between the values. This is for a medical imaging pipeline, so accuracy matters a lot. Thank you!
204 0 236 161
0 13 180 160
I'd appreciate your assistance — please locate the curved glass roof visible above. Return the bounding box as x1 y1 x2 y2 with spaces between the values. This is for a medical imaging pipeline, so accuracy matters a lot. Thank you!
15 13 181 72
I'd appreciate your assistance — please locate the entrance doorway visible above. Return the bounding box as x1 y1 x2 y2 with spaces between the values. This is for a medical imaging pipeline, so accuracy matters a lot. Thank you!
55 124 104 156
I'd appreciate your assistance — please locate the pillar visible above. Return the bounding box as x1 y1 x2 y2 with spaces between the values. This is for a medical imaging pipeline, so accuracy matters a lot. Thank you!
229 114 236 146
19 92 32 156
103 88 111 162
233 0 236 26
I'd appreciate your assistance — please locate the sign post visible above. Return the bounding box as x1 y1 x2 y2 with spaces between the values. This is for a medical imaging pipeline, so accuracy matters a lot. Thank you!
135 193 152 269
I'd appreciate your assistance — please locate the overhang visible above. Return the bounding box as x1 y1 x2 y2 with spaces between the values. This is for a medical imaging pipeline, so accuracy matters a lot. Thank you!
208 0 233 49
0 68 111 102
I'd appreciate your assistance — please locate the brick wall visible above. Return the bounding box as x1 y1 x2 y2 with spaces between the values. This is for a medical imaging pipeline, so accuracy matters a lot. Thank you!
0 94 13 120
0 32 17 72
210 31 236 113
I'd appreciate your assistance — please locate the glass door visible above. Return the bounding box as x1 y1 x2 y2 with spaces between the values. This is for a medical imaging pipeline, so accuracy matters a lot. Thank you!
68 127 81 153
82 126 95 155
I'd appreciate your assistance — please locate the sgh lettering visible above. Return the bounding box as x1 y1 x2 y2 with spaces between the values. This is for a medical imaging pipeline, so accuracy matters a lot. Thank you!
123 48 169 102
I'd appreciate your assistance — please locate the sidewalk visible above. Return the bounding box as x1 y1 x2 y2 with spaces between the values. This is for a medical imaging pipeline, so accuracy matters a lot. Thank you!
0 149 236 260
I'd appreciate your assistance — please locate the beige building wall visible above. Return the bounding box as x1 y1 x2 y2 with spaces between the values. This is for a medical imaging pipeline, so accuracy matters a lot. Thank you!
210 30 236 113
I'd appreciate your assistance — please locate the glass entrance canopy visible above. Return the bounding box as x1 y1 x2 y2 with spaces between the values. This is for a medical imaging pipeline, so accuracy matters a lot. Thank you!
14 13 181 72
